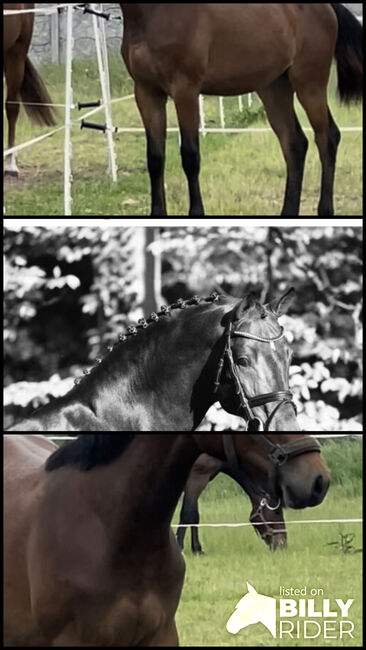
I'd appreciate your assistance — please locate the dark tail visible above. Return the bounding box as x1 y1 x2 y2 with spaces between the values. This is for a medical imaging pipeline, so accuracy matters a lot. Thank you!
21 57 57 125
331 4 363 104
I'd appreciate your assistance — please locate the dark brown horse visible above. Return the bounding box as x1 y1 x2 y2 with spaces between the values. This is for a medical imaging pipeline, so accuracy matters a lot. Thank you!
6 290 300 432
177 453 287 553
3 3 56 176
120 3 363 216
4 434 329 646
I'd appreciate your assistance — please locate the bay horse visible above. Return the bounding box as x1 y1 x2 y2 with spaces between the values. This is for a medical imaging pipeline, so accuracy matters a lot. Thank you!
6 290 300 432
3 3 56 176
177 453 287 554
120 3 363 216
4 433 329 646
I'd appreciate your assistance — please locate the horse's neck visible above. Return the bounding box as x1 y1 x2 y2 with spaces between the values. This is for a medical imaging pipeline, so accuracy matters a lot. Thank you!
120 3 154 26
82 435 200 539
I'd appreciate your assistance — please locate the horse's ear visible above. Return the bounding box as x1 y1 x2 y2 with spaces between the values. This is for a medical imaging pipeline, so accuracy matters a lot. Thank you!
247 582 257 594
212 285 228 297
267 288 295 317
232 293 257 321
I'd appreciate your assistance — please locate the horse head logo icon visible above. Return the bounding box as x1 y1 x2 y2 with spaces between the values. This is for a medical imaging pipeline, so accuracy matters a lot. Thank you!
227 582 277 638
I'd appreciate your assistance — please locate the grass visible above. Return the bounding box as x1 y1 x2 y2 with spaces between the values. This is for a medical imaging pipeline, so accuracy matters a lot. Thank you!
173 439 362 646
4 58 363 216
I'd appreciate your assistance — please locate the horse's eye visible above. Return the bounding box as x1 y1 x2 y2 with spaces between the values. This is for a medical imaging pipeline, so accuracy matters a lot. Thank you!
236 356 249 367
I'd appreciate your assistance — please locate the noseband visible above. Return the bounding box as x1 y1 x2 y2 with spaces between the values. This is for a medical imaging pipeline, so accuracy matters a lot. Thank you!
224 433 320 469
223 433 321 516
214 320 296 431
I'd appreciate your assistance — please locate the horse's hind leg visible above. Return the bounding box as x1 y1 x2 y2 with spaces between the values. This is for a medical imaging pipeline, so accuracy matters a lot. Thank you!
4 47 26 176
296 86 341 216
134 82 168 216
258 76 309 216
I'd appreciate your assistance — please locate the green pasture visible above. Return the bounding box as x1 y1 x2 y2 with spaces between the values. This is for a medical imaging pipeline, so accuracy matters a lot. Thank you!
173 439 362 646
4 58 363 216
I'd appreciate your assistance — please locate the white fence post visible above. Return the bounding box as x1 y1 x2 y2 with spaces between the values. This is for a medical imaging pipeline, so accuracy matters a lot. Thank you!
64 4 73 216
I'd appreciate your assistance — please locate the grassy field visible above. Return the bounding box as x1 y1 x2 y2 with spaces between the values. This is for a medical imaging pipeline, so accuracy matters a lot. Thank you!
4 59 363 216
173 439 362 646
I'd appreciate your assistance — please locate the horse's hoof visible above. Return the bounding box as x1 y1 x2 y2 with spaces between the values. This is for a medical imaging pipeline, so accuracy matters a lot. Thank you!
4 169 19 178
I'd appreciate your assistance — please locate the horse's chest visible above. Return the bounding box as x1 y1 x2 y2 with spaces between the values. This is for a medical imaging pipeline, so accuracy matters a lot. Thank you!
105 592 166 645
69 592 166 646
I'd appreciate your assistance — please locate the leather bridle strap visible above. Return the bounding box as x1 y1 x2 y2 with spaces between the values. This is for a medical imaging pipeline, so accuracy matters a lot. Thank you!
224 323 263 430
223 434 240 472
248 433 321 465
214 321 297 431
222 434 321 498
247 433 321 496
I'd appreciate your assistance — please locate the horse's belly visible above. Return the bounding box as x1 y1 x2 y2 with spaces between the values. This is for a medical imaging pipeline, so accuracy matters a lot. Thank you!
202 41 295 96
201 65 289 96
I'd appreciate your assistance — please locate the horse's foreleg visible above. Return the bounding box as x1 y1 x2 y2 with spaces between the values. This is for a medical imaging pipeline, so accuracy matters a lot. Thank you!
173 80 204 217
134 82 168 216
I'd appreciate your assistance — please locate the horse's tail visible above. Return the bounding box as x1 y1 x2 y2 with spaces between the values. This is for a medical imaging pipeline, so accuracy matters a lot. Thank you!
331 4 363 104
20 57 57 125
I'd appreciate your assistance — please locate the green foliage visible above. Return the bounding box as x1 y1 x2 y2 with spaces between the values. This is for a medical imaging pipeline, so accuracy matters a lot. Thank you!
321 439 363 496
4 225 140 422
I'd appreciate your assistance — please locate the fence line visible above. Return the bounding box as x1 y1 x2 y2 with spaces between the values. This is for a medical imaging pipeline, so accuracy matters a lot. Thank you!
4 4 363 216
171 519 362 529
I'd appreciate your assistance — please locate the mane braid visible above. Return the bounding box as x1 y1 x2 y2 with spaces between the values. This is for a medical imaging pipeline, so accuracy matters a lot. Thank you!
46 434 135 472
74 291 220 386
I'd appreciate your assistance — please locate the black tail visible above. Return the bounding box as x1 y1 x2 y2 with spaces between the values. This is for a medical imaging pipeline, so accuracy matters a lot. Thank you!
21 57 57 125
331 4 363 104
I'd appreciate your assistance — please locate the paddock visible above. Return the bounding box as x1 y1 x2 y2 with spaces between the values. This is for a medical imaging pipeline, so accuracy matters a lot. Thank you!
3 3 363 216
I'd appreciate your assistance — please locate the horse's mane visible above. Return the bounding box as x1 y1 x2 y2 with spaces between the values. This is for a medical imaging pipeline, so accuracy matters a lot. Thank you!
46 434 135 471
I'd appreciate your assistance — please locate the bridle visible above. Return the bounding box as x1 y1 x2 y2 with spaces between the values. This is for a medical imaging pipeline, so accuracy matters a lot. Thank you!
223 433 321 472
223 432 321 505
249 497 286 549
214 319 296 431
223 433 320 543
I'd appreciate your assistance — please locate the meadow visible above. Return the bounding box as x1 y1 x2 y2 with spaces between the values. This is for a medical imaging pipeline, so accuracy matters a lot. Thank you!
173 438 362 646
4 59 363 216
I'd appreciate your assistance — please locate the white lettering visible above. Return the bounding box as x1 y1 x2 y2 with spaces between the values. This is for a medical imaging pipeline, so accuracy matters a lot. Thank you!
280 599 354 617
304 621 321 638
307 600 326 618
336 599 354 617
280 620 295 638
280 600 297 617
279 620 355 639
340 620 354 638
323 621 338 638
